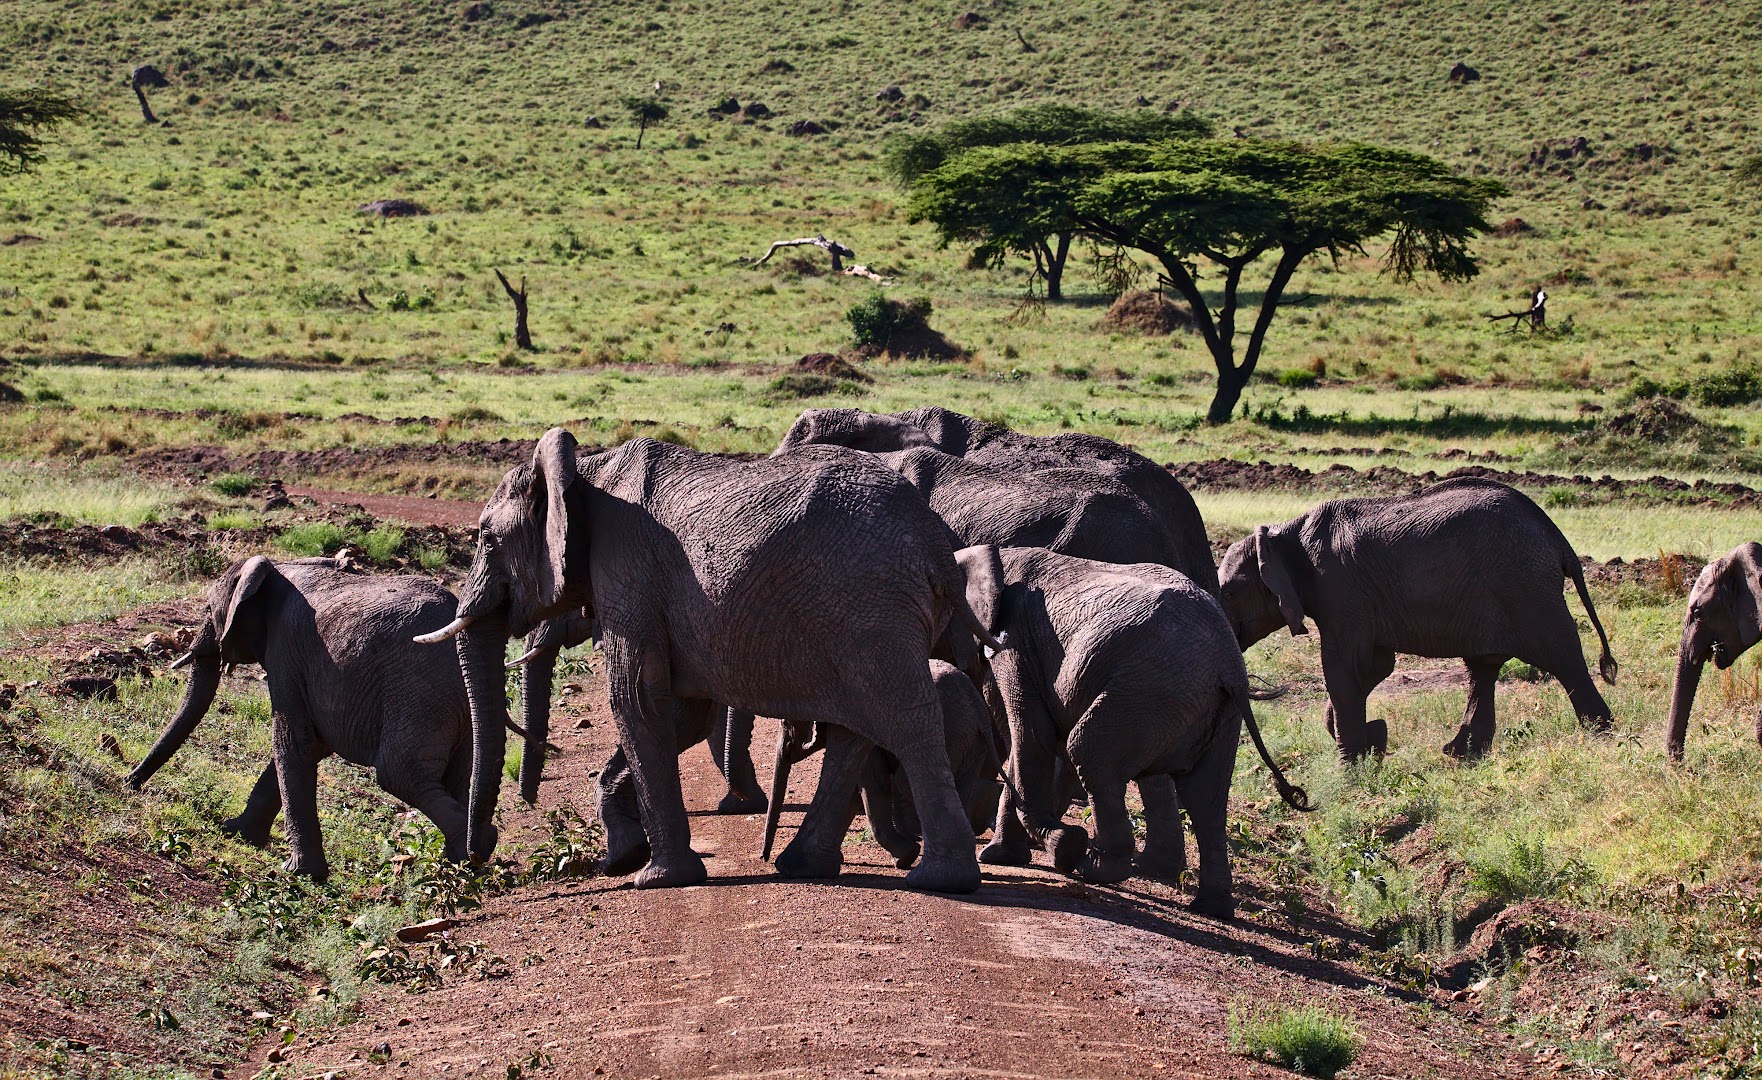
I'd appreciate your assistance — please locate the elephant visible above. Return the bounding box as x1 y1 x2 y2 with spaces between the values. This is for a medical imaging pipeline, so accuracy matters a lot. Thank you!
774 406 1218 594
126 556 474 882
1217 477 1618 761
508 615 765 813
1665 542 1762 761
956 545 1308 917
761 660 1003 870
415 431 1003 893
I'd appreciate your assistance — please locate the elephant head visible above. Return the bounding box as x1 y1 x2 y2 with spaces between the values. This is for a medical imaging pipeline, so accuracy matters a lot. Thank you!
128 556 278 789
1667 543 1762 761
772 408 937 456
415 429 590 861
1217 526 1310 649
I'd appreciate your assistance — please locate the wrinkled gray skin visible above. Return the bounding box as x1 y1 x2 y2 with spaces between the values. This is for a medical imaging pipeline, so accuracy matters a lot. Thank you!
128 557 471 883
762 660 1003 869
775 406 1218 594
958 545 1307 918
512 615 764 813
1666 543 1762 761
427 431 1000 893
1218 478 1617 761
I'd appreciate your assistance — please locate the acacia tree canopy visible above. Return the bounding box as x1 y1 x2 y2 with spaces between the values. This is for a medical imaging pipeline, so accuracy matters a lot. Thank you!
911 137 1504 421
888 106 1211 298
0 88 81 176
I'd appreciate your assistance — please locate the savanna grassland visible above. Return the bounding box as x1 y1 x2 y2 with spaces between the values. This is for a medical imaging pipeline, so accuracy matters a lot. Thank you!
3 1 1762 1077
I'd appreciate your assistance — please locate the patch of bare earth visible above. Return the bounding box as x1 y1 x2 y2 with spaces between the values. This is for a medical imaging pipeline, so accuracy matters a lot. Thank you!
267 672 1527 1079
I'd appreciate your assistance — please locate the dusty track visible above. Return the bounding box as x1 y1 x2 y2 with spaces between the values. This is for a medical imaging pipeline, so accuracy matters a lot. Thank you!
269 679 1527 1079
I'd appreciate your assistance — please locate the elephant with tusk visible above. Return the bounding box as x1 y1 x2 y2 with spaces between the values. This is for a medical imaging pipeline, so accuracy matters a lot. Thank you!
1666 542 1762 761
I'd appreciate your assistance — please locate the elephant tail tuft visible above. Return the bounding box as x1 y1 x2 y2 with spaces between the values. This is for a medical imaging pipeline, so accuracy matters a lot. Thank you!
1232 685 1312 813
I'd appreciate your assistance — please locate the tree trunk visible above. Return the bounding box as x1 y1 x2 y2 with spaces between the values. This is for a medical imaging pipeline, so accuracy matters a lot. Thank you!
636 116 646 149
1045 232 1071 301
127 651 222 788
494 269 533 351
1206 366 1250 425
456 619 510 863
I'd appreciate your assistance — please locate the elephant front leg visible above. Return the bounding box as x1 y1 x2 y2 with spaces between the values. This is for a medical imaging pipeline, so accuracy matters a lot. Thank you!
221 762 281 849
594 746 649 876
607 648 705 889
1320 638 1388 762
1444 656 1505 759
272 713 330 883
979 776 1034 866
775 725 867 880
1134 774 1186 884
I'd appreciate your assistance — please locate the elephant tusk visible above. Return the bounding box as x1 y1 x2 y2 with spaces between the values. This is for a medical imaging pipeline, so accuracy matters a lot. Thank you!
168 651 195 671
505 647 541 670
413 615 477 644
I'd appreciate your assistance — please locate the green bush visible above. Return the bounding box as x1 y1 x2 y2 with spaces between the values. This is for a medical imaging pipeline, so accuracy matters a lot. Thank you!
1469 832 1589 906
206 511 258 531
359 526 406 564
1230 1005 1360 1079
1278 367 1319 388
449 406 503 423
275 523 349 557
1627 363 1762 408
846 292 932 349
211 473 257 497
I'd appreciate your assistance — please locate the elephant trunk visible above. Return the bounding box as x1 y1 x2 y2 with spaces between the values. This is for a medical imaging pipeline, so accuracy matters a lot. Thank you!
457 617 511 863
128 647 222 790
1666 632 1707 763
760 725 795 861
517 646 557 806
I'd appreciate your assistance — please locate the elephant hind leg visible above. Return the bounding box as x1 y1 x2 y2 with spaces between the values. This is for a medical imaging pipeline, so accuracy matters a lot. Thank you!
1524 610 1614 733
384 770 470 863
222 762 282 849
1443 655 1507 760
1135 774 1186 884
1173 705 1242 920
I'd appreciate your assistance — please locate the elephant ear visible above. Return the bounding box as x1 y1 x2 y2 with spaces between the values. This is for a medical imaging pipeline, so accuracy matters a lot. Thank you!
531 428 580 612
218 556 276 662
1734 544 1762 652
1254 527 1308 637
954 544 1007 638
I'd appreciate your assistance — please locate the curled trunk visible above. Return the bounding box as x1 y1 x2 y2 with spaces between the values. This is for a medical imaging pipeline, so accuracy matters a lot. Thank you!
760 728 794 861
518 647 558 805
456 618 511 863
127 652 222 789
1666 637 1706 763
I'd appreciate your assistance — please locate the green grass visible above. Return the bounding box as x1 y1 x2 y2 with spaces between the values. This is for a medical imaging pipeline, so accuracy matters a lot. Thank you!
0 559 195 645
1230 1004 1360 1079
0 463 184 528
274 522 408 563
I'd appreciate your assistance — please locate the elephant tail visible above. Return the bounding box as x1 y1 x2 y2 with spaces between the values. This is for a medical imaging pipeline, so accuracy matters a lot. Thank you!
1565 554 1618 684
1232 685 1312 813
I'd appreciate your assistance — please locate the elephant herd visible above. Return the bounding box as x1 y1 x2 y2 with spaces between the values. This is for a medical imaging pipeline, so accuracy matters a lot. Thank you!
123 406 1754 915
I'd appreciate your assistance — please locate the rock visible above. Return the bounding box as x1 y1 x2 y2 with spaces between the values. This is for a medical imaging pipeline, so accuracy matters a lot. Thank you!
788 120 827 137
57 676 118 701
876 84 904 102
741 101 771 119
794 353 872 383
1494 217 1534 237
357 199 429 218
1448 61 1480 83
99 524 136 542
395 918 458 943
140 632 179 654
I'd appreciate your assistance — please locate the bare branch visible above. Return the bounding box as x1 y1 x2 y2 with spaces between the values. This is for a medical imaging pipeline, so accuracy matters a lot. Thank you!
752 234 856 272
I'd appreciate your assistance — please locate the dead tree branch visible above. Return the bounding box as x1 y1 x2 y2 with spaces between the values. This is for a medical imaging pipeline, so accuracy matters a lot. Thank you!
842 265 895 286
494 268 534 351
1486 287 1547 333
753 234 856 273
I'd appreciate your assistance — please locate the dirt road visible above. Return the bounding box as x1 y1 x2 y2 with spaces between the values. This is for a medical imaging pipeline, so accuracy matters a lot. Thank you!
272 678 1525 1079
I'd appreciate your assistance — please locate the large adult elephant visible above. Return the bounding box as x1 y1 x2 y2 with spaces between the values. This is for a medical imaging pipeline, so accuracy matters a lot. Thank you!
127 556 473 882
1665 542 1762 761
958 545 1308 917
415 431 1001 893
775 406 1218 594
1218 477 1617 761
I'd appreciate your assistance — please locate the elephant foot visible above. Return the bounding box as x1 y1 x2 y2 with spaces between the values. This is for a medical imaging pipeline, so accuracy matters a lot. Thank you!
1135 847 1187 884
716 790 767 815
1579 715 1614 736
905 850 981 894
467 821 500 865
601 835 652 878
1076 849 1134 885
1191 888 1236 921
219 815 272 849
774 839 842 880
978 839 1032 867
882 839 921 871
283 851 330 884
1367 718 1389 755
633 850 707 889
1441 729 1488 760
1046 825 1089 875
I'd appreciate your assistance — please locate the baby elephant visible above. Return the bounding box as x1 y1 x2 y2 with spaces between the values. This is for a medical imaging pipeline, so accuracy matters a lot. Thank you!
761 661 1002 870
128 556 473 882
960 545 1307 918
1665 542 1762 761
1218 477 1617 760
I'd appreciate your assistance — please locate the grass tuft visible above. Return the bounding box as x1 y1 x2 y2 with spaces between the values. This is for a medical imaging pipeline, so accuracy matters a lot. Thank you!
1230 1004 1360 1079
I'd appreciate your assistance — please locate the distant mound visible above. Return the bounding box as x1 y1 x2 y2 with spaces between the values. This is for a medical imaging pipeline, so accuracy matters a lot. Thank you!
1098 290 1195 335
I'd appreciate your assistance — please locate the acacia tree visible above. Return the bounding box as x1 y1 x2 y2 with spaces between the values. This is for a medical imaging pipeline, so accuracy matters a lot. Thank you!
0 88 81 175
910 139 1504 421
884 105 1211 299
621 95 669 149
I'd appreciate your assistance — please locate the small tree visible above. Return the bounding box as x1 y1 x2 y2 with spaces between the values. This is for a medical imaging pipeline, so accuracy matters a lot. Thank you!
621 95 669 149
912 139 1503 422
886 105 1211 300
0 88 81 176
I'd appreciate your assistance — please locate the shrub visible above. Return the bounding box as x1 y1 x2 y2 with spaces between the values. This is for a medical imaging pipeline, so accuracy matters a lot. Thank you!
1278 367 1319 388
449 406 503 423
275 523 349 557
206 511 258 531
359 526 406 564
1469 832 1589 906
1230 1005 1360 1079
844 294 956 358
211 473 257 497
